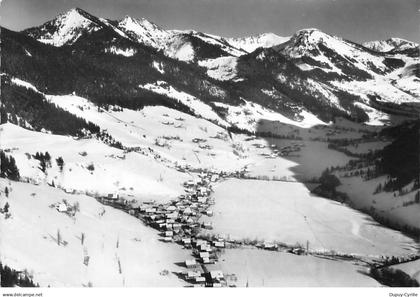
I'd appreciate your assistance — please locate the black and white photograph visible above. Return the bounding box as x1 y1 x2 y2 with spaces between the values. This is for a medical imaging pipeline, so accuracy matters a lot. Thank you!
0 0 419 294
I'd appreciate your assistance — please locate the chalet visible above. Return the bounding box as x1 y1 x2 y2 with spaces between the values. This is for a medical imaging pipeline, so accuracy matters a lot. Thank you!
145 208 156 214
184 188 194 194
56 203 67 212
184 180 196 187
197 197 207 204
164 231 174 237
213 241 225 248
185 259 197 268
209 270 224 280
101 193 120 204
204 210 213 217
186 271 201 280
198 243 212 252
194 276 206 283
291 247 306 255
106 193 119 200
172 223 182 230
167 205 177 212
166 212 178 219
263 242 277 250
183 207 192 215
182 238 192 245
202 257 211 264
195 239 207 246
162 237 172 242
143 200 155 205
203 222 213 229
199 252 210 259
198 187 208 195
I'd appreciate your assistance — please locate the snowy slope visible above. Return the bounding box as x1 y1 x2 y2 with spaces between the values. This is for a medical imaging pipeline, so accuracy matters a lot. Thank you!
42 92 254 172
0 179 190 286
338 177 420 234
198 56 240 81
117 16 171 49
277 28 389 76
363 38 419 53
23 8 104 46
227 33 289 53
213 100 327 132
138 81 228 126
0 123 188 203
180 30 246 57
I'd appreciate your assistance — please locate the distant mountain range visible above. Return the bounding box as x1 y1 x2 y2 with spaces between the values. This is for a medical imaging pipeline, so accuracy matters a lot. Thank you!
2 7 419 133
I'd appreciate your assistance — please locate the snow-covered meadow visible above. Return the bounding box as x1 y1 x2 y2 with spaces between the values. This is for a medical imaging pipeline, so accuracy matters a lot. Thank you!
0 180 189 286
200 179 418 256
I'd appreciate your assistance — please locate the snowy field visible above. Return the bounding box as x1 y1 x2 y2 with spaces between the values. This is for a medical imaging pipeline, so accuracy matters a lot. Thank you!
200 179 418 256
338 176 420 232
0 179 190 287
44 93 252 172
391 259 420 283
263 139 354 180
0 123 188 203
209 248 380 287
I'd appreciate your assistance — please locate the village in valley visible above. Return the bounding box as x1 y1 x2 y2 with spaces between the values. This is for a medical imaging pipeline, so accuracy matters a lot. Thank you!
1 107 419 287
1 3 420 288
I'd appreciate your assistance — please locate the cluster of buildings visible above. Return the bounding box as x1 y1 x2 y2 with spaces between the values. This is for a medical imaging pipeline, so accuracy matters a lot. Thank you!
99 170 231 287
260 142 304 158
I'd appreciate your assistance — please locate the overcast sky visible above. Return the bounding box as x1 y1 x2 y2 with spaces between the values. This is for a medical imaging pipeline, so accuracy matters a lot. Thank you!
1 0 418 43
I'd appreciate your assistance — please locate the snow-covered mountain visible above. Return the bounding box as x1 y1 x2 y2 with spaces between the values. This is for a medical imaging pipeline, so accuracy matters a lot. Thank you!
2 7 420 288
227 32 289 53
116 16 171 49
11 8 420 128
264 28 420 113
24 8 107 46
363 38 419 53
275 28 388 76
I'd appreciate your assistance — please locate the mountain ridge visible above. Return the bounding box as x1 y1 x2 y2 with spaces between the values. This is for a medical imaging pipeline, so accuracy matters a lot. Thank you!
3 7 418 131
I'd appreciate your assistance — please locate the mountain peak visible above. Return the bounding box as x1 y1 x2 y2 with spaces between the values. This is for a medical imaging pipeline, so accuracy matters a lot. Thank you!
293 28 330 42
56 7 96 22
117 15 170 48
226 32 289 53
119 15 162 31
24 7 102 46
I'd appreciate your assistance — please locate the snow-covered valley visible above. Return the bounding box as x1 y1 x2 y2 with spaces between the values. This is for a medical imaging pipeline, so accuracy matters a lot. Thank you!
1 6 419 288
